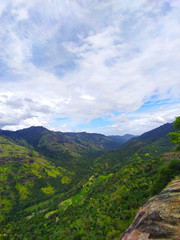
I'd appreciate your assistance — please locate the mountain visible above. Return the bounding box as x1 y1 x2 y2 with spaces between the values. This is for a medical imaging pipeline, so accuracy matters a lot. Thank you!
0 127 133 153
108 134 135 144
120 179 180 240
0 126 132 228
1 121 179 239
0 127 130 181
93 123 174 174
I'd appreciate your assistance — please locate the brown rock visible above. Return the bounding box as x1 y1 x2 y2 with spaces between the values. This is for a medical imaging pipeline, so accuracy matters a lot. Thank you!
120 179 180 240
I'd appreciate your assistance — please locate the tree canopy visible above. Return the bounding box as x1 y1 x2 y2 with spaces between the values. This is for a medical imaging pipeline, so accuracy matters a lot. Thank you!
169 116 180 151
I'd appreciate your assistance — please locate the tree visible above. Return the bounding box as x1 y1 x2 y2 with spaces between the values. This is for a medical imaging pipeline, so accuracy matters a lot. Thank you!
168 116 180 151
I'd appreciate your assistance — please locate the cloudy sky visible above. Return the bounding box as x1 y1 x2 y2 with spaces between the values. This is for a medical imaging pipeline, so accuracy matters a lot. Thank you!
0 0 180 135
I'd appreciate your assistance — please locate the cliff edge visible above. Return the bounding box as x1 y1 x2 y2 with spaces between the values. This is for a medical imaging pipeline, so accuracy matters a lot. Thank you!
120 179 180 240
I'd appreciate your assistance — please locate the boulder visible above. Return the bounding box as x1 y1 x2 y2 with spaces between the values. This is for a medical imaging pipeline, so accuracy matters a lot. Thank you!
120 179 180 240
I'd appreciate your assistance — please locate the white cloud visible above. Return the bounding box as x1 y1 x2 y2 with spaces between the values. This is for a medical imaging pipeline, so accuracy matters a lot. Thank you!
12 8 29 21
80 94 95 101
108 105 180 135
0 0 180 134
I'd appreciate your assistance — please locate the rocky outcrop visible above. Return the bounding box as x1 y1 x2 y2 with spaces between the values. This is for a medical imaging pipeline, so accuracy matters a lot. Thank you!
120 179 180 240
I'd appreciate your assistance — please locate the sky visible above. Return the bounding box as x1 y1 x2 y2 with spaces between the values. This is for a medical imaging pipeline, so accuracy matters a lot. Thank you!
0 0 180 135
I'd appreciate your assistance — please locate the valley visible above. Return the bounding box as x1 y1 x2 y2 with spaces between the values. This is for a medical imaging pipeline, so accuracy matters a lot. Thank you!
1 1 179 239
0 120 180 239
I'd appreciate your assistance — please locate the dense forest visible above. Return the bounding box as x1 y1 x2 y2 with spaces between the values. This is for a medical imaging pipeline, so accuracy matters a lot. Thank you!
0 118 180 239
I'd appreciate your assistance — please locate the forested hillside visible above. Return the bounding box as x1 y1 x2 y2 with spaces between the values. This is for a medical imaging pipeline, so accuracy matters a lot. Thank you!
0 120 180 239
93 123 174 174
0 136 73 223
0 127 127 175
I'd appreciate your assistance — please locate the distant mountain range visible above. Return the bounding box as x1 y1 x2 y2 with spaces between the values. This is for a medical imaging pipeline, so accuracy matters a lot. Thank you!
0 126 134 171
108 134 135 143
0 126 134 149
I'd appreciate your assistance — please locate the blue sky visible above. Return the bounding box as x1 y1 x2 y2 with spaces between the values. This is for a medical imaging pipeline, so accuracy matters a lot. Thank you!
0 0 180 135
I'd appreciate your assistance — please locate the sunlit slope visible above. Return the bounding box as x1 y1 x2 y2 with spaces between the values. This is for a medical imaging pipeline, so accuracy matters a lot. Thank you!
0 136 73 223
4 144 180 240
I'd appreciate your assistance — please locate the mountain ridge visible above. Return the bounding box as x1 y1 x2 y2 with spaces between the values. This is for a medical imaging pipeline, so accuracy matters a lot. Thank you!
93 122 174 174
0 126 134 172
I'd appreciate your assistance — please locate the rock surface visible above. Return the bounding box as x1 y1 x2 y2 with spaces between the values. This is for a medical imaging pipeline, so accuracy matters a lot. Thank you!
120 179 180 240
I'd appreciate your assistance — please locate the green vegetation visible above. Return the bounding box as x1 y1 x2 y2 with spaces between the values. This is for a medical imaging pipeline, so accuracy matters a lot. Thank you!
0 120 180 239
150 117 180 194
0 136 73 224
0 126 125 180
168 116 180 151
151 117 180 194
151 158 180 194
41 184 55 195
0 151 171 239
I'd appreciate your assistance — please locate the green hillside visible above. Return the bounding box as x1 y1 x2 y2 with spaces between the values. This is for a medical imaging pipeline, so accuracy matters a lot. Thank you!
0 136 73 224
0 127 126 177
0 121 180 239
93 123 174 174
